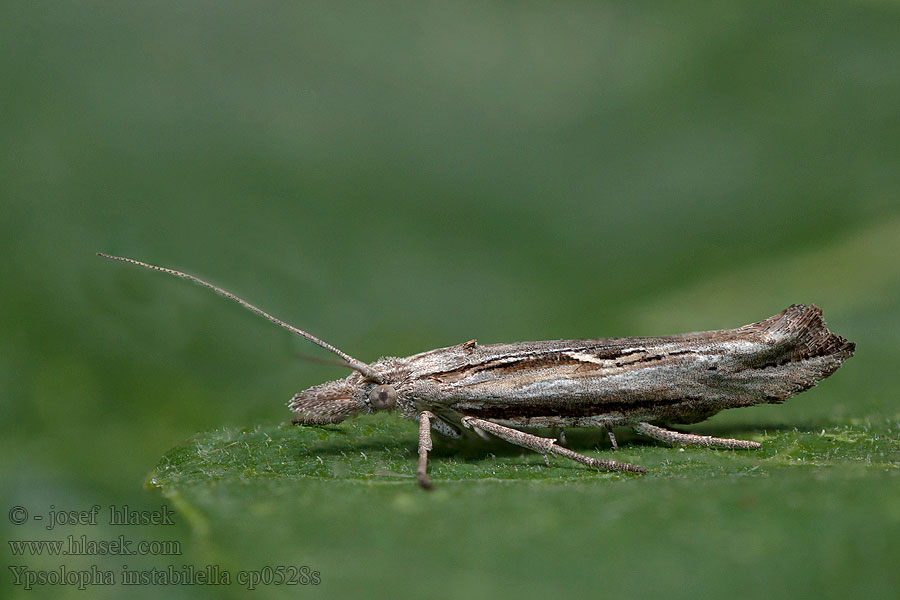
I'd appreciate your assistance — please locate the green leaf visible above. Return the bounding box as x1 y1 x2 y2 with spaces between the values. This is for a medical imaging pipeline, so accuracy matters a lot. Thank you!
148 414 900 598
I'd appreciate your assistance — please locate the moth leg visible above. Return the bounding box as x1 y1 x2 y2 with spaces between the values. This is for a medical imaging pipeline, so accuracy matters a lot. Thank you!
634 422 761 450
606 428 619 450
428 414 460 439
416 411 436 490
470 424 492 442
461 417 646 474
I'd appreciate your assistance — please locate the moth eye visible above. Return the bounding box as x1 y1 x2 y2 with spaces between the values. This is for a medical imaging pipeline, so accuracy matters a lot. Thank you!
368 384 398 410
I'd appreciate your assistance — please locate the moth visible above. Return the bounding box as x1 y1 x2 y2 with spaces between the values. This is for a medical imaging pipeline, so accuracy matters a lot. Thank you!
100 253 855 489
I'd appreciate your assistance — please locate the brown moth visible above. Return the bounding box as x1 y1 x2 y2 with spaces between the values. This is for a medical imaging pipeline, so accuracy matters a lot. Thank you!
99 254 855 489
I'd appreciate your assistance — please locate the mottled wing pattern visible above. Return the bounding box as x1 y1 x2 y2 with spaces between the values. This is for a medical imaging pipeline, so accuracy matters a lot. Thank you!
408 305 854 427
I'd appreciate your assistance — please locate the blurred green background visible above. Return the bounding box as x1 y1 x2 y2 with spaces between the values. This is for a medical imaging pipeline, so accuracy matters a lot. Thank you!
2 2 898 599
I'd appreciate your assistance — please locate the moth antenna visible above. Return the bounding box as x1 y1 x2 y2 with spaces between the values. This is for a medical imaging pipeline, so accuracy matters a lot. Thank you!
98 253 383 382
293 352 365 370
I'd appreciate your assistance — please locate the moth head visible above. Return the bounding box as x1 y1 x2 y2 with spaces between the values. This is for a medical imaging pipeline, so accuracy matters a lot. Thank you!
288 379 367 425
367 384 398 411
